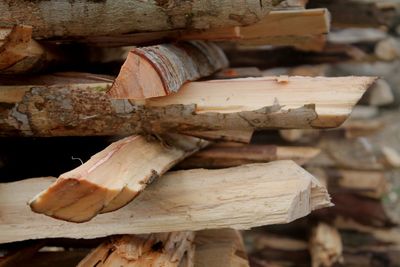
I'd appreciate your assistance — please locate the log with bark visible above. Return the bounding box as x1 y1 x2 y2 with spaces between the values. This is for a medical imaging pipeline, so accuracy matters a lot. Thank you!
77 232 195 267
29 134 208 222
109 41 228 99
0 161 331 242
0 0 279 39
0 74 375 137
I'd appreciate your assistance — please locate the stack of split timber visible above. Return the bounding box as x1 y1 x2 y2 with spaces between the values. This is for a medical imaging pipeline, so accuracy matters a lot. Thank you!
0 0 383 266
228 1 400 267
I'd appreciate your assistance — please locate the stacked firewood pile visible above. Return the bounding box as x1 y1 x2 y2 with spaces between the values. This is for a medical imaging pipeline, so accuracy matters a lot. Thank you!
0 0 398 266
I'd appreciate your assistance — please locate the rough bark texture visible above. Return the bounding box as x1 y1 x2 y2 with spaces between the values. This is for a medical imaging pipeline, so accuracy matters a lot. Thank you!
0 0 279 39
0 75 375 137
77 232 195 267
29 134 208 223
0 161 331 243
109 41 228 99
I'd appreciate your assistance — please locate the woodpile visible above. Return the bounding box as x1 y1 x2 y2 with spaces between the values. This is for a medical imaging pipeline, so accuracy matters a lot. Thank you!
1 1 399 267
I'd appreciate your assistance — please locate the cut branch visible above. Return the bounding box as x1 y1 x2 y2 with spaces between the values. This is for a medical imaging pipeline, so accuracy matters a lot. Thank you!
0 75 375 137
109 41 228 99
1 161 331 243
29 134 208 222
77 232 195 267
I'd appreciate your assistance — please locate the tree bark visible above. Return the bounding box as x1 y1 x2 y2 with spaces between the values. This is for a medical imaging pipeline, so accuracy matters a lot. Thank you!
109 41 228 99
29 134 208 223
0 74 375 137
0 161 331 243
0 0 279 39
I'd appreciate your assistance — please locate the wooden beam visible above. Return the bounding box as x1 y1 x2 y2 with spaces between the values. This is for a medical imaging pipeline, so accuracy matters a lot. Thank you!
178 143 320 169
194 229 249 267
29 134 208 223
77 232 195 267
0 0 277 39
109 41 228 99
0 75 375 136
0 161 332 243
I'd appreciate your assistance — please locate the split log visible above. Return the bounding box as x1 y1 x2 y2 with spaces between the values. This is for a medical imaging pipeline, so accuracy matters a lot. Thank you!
0 161 332 243
194 229 249 267
212 67 262 79
0 0 277 39
0 75 375 137
239 8 330 51
178 143 320 169
77 232 194 267
307 168 388 199
308 0 399 28
309 223 343 267
29 134 208 222
109 41 228 99
0 25 57 74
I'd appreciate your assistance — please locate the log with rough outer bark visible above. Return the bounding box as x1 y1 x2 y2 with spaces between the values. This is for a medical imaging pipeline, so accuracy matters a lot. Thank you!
29 134 208 223
0 0 278 39
178 143 320 169
309 223 343 267
194 229 249 267
0 75 375 137
109 41 228 99
77 232 194 267
0 161 331 243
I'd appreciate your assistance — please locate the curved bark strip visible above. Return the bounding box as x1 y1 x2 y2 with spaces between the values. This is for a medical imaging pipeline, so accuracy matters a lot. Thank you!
29 134 208 222
109 41 228 99
0 76 375 137
0 0 278 39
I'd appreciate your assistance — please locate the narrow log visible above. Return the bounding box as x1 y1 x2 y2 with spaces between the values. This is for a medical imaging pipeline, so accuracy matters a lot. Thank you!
109 41 228 99
0 0 277 39
178 143 320 169
0 161 331 243
0 75 375 137
77 232 194 267
309 223 343 267
29 134 208 223
194 229 249 267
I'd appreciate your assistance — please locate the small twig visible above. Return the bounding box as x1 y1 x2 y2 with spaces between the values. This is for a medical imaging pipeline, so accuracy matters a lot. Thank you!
71 156 83 165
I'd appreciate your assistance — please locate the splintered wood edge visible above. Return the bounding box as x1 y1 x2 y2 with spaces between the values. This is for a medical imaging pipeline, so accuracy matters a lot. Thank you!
29 134 208 222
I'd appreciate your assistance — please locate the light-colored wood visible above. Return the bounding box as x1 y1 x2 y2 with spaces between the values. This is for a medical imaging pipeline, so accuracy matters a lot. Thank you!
109 41 228 99
178 144 320 169
0 25 55 74
309 223 343 267
212 67 262 79
194 229 249 267
182 129 254 144
0 0 277 39
29 134 208 222
0 161 331 243
78 232 194 267
0 75 375 136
